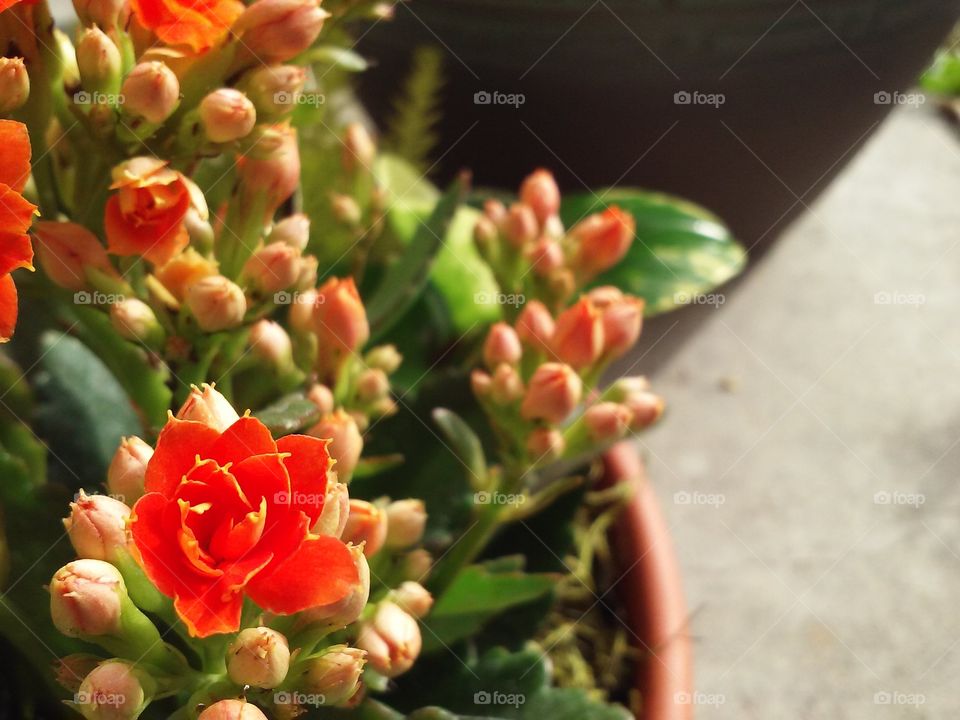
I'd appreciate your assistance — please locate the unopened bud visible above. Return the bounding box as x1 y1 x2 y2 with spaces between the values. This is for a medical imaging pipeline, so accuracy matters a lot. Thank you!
552 297 603 370
0 58 29 114
198 700 269 720
313 481 349 537
234 0 329 63
110 299 163 347
73 0 124 28
50 560 125 638
289 288 317 333
622 390 663 430
248 320 294 371
330 193 362 225
473 215 499 259
308 410 363 480
526 237 564 277
313 276 369 356
392 581 433 618
200 89 256 143
519 169 560 224
342 122 375 173
64 491 130 562
76 28 121 94
243 242 301 294
107 437 152 504
268 213 310 251
384 500 426 549
238 124 300 218
242 64 307 118
152 248 217 302
54 654 100 694
186 275 247 331
526 427 565 461
306 383 334 415
515 300 555 352
227 627 290 688
33 221 116 291
572 205 634 277
490 363 524 405
300 544 369 627
76 660 153 720
403 549 433 582
364 345 402 374
583 402 632 442
302 645 366 707
356 368 389 405
471 369 492 398
176 383 240 432
341 500 386 557
502 203 538 249
520 363 582 424
588 288 644 359
356 602 422 678
483 323 522 369
121 61 179 124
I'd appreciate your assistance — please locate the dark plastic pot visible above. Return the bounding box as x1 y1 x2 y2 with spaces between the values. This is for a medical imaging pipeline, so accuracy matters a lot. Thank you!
357 0 958 255
601 442 693 720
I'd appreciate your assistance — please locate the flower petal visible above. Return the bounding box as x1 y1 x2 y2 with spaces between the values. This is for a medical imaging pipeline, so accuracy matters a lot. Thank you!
174 584 243 637
130 492 192 599
246 535 359 615
145 417 220 496
277 434 329 524
0 120 31 193
0 274 17 343
208 416 277 465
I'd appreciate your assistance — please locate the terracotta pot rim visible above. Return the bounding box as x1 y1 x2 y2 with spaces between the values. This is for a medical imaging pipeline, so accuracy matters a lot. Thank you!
602 441 694 720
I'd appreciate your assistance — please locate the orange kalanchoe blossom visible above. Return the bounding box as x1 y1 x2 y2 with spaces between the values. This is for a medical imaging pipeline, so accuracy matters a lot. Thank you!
129 0 243 54
130 386 360 637
0 120 36 341
105 157 207 266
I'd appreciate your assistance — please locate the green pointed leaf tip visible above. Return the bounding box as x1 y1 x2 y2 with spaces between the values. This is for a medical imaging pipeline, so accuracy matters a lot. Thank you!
432 408 487 488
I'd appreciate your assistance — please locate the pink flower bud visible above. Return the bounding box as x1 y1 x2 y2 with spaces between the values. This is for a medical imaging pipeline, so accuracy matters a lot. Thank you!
76 660 151 720
525 237 564 277
490 363 524 405
234 0 329 63
308 410 363 480
571 205 634 277
109 299 162 346
364 345 402 374
176 384 240 432
33 221 116 291
238 124 300 218
64 491 131 562
473 215 498 258
268 213 310 251
583 402 633 442
483 199 506 224
107 437 153 504
403 549 433 582
54 654 101 694
243 242 301 294
50 560 125 638
519 169 560 224
242 65 307 118
355 602 421 678
384 500 426 550
526 427 565 461
502 203 538 249
470 369 492 398
76 28 121 94
295 255 319 291
200 89 256 143
356 368 389 404
248 320 294 370
0 58 29 114
121 62 179 124
482 322 522 369
300 544 369 626
226 627 290 688
331 193 363 225
623 391 663 430
520 363 582 424
342 122 376 173
186 275 247 332
551 298 603 370
341 500 386 557
313 276 369 356
73 0 124 28
302 645 366 707
306 383 334 415
198 700 269 720
313 481 349 537
392 581 433 618
289 288 317 333
515 301 555 351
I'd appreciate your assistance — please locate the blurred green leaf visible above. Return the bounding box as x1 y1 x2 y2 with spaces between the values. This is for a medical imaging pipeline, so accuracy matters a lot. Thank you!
560 189 746 316
921 50 960 95
432 408 486 489
254 392 321 436
301 44 369 72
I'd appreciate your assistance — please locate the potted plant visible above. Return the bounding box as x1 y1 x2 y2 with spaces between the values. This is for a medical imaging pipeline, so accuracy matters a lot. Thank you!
0 0 737 717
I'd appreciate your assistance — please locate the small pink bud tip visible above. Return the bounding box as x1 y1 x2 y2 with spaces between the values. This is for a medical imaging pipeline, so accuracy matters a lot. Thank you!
515 300 555 351
73 0 124 28
552 297 604 370
243 242 302 294
403 549 433 582
200 89 257 143
525 237 564 277
520 363 583 424
313 481 350 537
482 322 522 369
588 286 644 359
341 500 386 557
32 221 116 292
176 383 240 432
526 427 565 461
365 345 402 374
300 544 370 627
76 28 121 94
186 275 247 332
76 660 150 720
64 491 131 562
268 213 311 251
356 602 422 678
583 402 633 442
226 627 290 689
54 654 101 694
306 383 334 415
107 437 153 504
571 205 635 277
234 0 329 63
288 288 318 333
342 122 376 174
121 61 179 124
502 203 538 249
470 369 493 398
198 699 269 720
242 65 307 118
392 581 433 619
248 320 294 369
239 124 301 218
490 364 524 405
331 193 363 225
356 368 390 404
302 645 366 707
50 560 125 638
0 57 29 114
384 500 427 550
519 169 561 224
623 390 664 429
109 299 161 345
307 410 364 480
313 276 369 353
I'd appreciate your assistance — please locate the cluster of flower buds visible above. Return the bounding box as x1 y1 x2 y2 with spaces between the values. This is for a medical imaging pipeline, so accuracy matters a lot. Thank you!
472 290 663 465
473 169 635 312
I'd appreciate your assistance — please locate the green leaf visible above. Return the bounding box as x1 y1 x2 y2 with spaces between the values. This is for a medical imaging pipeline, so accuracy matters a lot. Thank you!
301 44 369 72
34 332 143 486
353 454 405 479
432 408 486 490
254 392 321 436
560 189 747 316
373 154 440 243
366 175 467 338
921 50 960 95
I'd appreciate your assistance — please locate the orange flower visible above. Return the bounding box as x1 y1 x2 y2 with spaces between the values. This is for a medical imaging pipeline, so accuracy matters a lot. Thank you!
130 401 360 637
129 0 243 54
0 120 36 342
105 157 203 266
